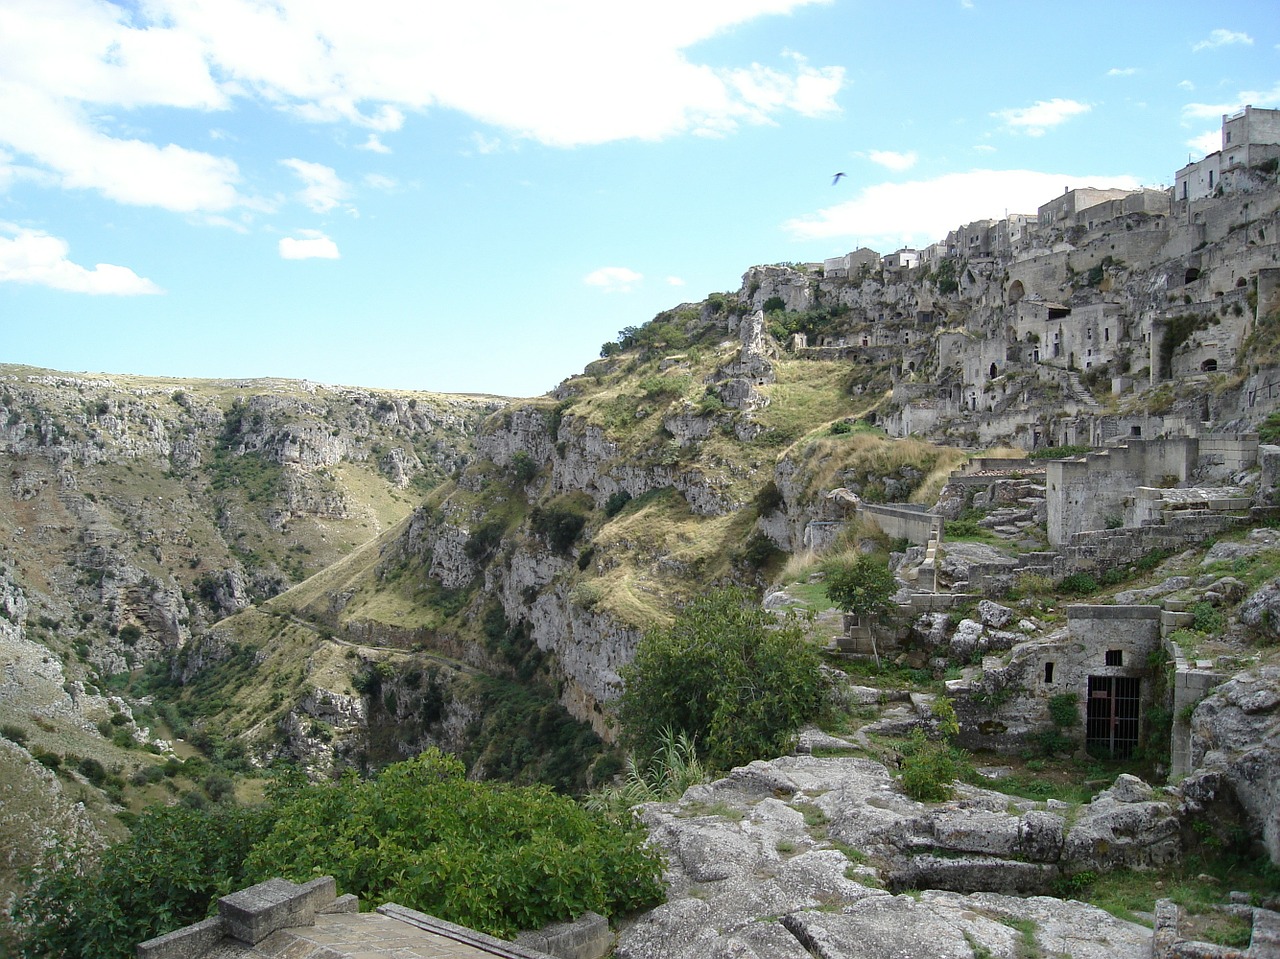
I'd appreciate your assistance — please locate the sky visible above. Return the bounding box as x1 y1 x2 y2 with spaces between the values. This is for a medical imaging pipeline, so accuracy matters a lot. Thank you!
1 1 1277 397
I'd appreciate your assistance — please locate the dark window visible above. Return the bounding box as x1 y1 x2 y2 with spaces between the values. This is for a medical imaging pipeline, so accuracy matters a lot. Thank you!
1044 662 1055 683
1105 649 1123 667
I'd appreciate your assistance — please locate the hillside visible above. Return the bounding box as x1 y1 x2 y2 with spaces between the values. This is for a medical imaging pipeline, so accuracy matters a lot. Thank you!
0 367 502 908
5 172 1280 956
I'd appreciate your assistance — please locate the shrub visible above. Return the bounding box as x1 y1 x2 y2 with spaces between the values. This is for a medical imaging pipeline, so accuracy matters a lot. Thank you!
530 503 588 555
603 489 633 518
738 532 781 570
762 295 787 313
1 722 29 745
12 804 274 959
1057 572 1098 596
463 521 505 564
245 751 663 939
823 555 897 620
899 729 968 802
1047 693 1080 728
619 587 823 769
1193 602 1225 635
77 757 107 786
511 451 538 483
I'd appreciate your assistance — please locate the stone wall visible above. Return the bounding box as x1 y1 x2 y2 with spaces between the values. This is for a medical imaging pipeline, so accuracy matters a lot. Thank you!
857 502 937 546
1045 438 1200 545
950 605 1162 754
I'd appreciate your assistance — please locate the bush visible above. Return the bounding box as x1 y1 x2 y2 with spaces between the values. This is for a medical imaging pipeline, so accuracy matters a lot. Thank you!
823 555 897 620
899 729 968 802
1193 602 1225 635
12 804 274 959
1 722 29 745
618 587 824 769
603 490 632 518
511 451 538 483
1047 693 1080 728
530 503 588 556
463 520 505 564
77 757 107 786
1057 572 1098 596
245 751 663 939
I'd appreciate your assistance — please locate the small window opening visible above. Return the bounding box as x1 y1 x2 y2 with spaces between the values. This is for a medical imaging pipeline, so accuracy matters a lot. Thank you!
1105 649 1123 667
1044 662 1055 684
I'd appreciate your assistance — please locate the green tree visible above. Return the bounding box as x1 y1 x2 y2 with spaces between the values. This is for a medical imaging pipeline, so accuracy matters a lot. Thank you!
618 587 824 769
823 555 897 621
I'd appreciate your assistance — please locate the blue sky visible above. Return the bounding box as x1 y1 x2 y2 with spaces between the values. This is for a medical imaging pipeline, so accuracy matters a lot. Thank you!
1 0 1277 397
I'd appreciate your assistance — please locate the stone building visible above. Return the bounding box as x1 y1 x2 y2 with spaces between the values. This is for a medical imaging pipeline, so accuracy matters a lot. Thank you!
1038 187 1135 230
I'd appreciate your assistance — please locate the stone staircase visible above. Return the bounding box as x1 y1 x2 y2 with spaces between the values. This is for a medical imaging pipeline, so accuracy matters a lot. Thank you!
1066 371 1100 407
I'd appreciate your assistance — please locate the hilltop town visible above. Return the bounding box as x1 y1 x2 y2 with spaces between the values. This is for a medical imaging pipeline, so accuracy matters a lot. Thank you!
742 104 1280 451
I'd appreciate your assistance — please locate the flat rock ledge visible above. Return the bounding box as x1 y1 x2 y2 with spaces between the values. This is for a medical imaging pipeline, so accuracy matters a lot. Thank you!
615 755 1166 959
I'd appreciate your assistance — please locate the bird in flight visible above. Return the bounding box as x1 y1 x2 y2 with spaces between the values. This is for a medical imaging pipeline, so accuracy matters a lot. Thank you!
831 172 847 185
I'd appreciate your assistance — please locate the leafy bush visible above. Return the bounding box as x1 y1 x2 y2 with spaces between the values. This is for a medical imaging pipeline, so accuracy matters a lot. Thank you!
463 520 505 563
898 728 968 802
619 587 823 769
1 723 29 745
511 451 538 483
530 503 588 555
12 804 275 959
762 295 787 313
1057 572 1098 596
1192 602 1225 635
1047 693 1080 728
738 532 781 570
823 555 897 620
603 489 632 518
245 751 663 938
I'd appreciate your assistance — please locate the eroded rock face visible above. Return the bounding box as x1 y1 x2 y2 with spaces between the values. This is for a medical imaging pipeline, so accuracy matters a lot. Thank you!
616 754 1155 959
1181 666 1280 865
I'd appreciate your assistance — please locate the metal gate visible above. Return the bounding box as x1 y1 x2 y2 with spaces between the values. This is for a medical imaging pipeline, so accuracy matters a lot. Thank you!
1085 676 1140 759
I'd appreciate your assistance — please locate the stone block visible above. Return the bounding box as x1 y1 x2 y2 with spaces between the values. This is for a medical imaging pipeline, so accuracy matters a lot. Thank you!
137 915 225 959
516 912 612 959
218 876 334 945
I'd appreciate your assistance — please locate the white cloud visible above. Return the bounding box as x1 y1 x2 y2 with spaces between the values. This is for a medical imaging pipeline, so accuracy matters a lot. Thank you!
280 159 350 214
993 98 1091 136
584 266 643 293
666 276 686 286
1186 130 1221 157
363 173 397 191
866 150 917 172
0 80 249 213
1106 67 1137 77
1182 82 1280 121
1192 29 1253 52
0 225 162 294
972 144 997 154
783 169 1141 249
358 134 391 154
5 1 845 153
278 229 339 259
1178 80 1195 91
469 133 504 156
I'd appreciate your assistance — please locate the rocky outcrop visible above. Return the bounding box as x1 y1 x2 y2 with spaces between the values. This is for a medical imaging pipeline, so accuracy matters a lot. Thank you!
615 754 1157 958
1180 667 1280 865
